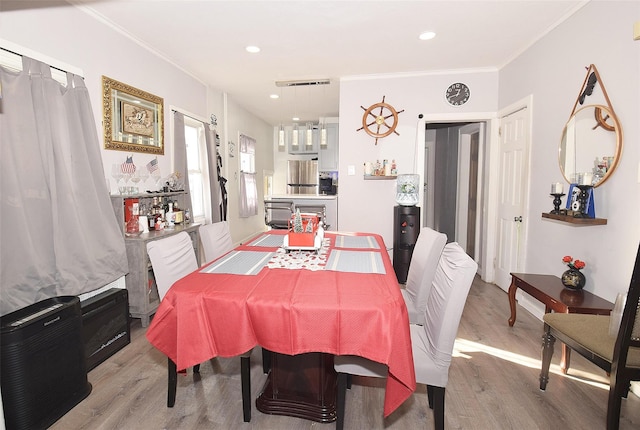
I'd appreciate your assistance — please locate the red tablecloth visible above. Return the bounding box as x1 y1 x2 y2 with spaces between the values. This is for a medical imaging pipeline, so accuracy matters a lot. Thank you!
146 231 416 417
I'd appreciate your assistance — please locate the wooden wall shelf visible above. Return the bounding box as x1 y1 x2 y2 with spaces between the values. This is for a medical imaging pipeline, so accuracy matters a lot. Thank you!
541 212 607 226
363 175 397 180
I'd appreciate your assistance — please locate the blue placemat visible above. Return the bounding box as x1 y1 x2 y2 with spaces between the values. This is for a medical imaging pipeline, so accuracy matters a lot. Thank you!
247 234 285 247
325 250 385 274
334 235 380 249
201 250 274 275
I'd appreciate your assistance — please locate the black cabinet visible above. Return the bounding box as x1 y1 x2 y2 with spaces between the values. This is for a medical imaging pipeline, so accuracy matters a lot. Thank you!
393 205 420 284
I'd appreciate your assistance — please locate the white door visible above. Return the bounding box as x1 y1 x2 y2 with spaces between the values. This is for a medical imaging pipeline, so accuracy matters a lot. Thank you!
495 105 530 291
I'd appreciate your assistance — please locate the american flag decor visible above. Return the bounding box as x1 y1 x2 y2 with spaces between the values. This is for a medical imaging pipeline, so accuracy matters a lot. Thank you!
121 156 136 174
146 157 159 173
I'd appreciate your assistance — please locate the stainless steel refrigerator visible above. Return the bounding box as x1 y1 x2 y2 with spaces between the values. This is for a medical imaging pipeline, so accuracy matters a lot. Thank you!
287 160 318 194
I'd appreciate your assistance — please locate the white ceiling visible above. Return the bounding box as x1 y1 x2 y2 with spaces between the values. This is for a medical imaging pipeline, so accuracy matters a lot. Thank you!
71 0 587 126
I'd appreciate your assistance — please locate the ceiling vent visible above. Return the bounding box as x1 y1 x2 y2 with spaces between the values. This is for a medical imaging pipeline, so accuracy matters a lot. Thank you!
275 79 331 87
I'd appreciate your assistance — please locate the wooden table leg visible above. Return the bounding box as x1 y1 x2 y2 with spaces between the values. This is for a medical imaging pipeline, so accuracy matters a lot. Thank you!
508 278 518 326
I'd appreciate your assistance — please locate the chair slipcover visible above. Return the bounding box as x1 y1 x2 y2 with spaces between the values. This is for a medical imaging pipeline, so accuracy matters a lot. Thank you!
334 242 477 429
401 228 447 325
147 230 252 422
147 232 198 300
200 221 234 263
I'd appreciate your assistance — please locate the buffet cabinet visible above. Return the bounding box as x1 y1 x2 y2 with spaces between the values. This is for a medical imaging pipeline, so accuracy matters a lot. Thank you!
110 192 200 327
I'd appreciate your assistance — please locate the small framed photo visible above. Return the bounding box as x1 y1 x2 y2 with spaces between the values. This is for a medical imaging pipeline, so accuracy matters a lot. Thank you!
566 184 580 210
566 183 595 217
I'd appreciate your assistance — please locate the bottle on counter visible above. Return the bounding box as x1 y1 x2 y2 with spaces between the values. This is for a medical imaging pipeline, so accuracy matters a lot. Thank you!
173 200 183 224
166 202 175 229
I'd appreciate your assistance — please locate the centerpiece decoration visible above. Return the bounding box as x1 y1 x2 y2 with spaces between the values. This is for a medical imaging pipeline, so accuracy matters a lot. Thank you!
284 209 322 250
561 255 586 290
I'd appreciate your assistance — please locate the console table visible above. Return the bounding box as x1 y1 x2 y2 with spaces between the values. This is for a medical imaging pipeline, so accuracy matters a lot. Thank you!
507 273 613 373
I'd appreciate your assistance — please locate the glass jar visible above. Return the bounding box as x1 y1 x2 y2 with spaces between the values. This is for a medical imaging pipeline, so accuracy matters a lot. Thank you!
396 174 419 206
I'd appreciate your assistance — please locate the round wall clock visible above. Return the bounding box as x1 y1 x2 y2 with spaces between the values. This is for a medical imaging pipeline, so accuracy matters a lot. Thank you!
357 96 404 145
445 82 470 106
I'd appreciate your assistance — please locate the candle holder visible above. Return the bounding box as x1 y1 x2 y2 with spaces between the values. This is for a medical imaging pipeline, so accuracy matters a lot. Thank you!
550 193 565 214
573 184 593 218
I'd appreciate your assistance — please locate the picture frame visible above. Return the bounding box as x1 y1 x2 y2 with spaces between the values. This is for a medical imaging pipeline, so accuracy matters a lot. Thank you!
566 183 595 217
102 76 164 155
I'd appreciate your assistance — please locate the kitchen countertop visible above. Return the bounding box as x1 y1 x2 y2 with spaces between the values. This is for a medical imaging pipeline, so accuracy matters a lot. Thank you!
266 194 337 200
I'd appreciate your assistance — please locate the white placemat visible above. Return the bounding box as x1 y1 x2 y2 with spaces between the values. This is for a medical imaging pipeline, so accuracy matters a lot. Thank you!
333 235 380 249
247 234 285 247
325 250 386 274
201 251 274 275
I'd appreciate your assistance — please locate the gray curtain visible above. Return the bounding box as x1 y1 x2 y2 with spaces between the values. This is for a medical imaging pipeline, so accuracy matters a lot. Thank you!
205 125 222 223
172 111 193 218
0 56 128 315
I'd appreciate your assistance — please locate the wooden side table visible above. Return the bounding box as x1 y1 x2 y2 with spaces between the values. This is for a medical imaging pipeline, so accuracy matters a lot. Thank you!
507 273 613 373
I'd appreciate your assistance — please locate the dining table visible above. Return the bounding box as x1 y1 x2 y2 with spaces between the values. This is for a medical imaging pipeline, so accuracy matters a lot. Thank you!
146 229 416 422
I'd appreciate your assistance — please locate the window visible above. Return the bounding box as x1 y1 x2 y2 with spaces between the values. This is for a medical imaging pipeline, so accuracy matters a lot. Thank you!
184 117 209 222
239 134 258 217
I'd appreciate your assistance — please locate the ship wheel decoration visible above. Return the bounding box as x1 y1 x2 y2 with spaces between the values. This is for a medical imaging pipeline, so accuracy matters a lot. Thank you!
357 96 404 145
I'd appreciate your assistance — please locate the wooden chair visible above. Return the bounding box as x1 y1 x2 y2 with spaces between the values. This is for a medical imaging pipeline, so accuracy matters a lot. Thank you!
334 242 477 430
401 227 447 325
147 232 252 422
539 242 640 430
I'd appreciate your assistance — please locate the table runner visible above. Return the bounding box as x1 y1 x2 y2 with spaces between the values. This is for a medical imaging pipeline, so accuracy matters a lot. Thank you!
147 231 415 417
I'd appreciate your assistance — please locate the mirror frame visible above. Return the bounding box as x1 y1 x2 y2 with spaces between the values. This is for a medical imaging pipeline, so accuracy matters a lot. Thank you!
102 76 164 155
559 64 623 187
559 104 622 187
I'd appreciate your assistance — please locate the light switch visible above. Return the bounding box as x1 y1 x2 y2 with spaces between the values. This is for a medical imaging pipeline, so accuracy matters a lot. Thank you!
348 165 356 176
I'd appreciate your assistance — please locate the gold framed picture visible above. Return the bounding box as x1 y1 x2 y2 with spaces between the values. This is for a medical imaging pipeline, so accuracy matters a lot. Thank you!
102 76 164 154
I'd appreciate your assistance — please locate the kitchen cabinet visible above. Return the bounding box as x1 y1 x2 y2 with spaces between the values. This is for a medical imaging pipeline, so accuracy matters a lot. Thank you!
318 122 339 171
110 192 200 326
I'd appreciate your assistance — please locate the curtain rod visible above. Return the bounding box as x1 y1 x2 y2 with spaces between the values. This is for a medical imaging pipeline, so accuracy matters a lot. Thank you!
170 108 211 126
0 45 82 77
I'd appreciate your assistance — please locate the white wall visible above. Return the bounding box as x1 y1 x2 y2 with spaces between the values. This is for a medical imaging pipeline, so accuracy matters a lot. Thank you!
337 71 498 248
499 1 640 304
0 1 272 245
337 1 639 306
222 96 273 243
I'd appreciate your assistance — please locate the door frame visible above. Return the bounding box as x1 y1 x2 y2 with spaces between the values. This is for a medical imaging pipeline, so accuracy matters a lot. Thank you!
416 112 499 283
457 122 485 266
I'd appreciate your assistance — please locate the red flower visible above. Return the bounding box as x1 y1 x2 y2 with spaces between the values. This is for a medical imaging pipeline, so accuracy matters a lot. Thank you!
562 255 586 270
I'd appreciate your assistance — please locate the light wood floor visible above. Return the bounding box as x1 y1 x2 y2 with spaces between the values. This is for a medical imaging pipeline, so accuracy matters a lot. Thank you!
50 277 640 429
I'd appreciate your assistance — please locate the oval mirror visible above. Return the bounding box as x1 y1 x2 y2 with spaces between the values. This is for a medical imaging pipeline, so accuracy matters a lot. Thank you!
559 104 622 187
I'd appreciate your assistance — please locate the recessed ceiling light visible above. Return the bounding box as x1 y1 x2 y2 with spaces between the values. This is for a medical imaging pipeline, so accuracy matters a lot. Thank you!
419 31 436 41
246 45 260 53
292 117 300 121
270 94 279 99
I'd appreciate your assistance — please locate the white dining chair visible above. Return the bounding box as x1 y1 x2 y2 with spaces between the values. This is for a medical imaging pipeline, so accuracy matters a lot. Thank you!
199 221 234 263
147 231 253 422
334 242 477 430
401 227 447 325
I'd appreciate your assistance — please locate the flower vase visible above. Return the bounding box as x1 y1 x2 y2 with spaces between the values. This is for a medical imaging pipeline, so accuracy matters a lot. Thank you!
561 269 586 290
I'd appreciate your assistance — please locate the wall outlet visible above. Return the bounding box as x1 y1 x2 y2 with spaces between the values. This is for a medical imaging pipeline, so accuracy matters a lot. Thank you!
348 165 356 176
